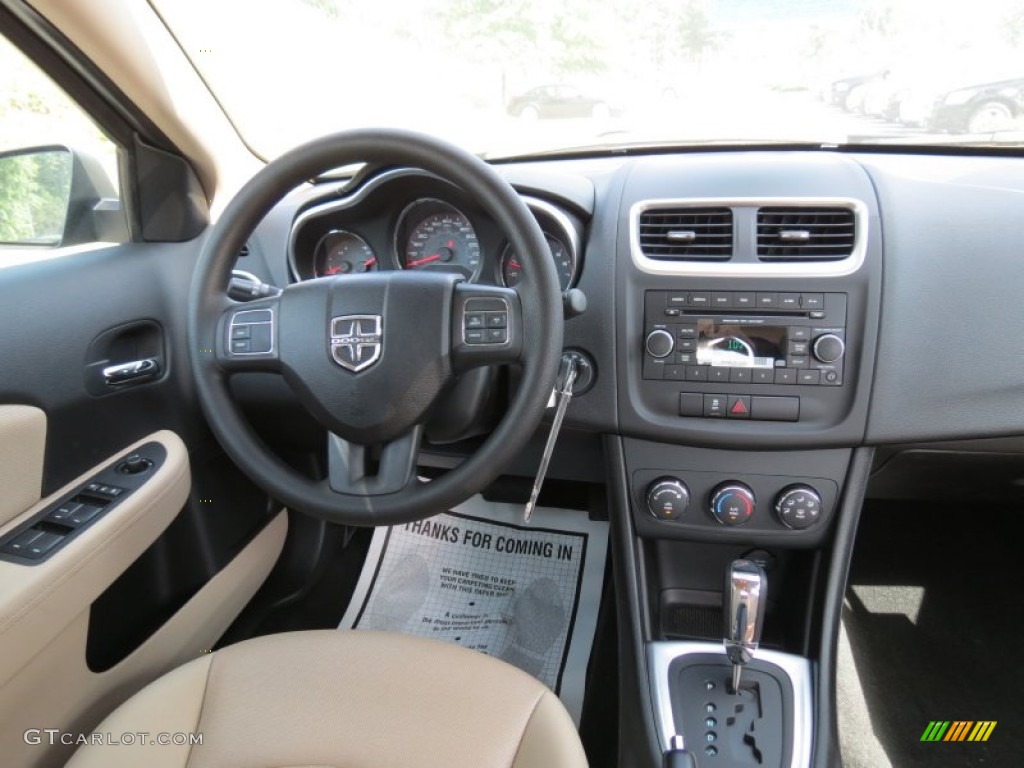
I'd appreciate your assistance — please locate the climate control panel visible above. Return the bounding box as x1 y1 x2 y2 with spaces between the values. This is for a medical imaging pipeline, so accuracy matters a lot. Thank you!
632 468 839 544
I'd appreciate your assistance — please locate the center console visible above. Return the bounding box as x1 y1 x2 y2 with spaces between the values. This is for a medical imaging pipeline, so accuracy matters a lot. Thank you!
606 153 883 768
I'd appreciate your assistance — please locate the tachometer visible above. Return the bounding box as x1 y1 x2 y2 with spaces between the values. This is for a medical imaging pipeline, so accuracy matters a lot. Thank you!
397 200 481 281
313 230 377 277
500 233 575 292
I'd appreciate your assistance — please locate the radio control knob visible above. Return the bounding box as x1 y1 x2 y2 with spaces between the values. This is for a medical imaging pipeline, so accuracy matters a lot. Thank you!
645 329 675 359
812 333 845 364
774 485 823 530
646 478 690 520
709 482 756 526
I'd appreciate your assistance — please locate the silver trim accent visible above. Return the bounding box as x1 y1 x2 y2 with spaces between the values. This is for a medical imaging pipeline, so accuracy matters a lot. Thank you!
812 332 846 364
329 314 383 372
644 328 675 359
647 641 813 767
630 197 868 278
499 195 582 291
228 308 275 357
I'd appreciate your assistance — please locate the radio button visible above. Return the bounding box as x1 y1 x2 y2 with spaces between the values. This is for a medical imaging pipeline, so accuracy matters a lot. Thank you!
704 394 727 418
689 292 711 307
779 293 801 310
678 326 698 339
753 369 774 384
801 293 825 310
790 327 811 342
788 356 809 368
712 292 733 308
664 308 681 317
756 292 778 308
668 292 689 307
665 365 686 380
775 369 797 385
789 340 810 356
709 367 730 382
678 338 697 352
735 292 756 308
729 368 751 383
677 352 696 365
821 369 841 385
798 369 821 385
686 366 709 382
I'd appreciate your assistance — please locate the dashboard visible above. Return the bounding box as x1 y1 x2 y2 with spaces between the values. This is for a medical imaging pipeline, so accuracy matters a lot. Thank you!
236 148 1024 536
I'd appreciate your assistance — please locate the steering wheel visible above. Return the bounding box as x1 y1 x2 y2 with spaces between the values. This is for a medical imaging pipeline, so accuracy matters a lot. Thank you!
187 129 564 526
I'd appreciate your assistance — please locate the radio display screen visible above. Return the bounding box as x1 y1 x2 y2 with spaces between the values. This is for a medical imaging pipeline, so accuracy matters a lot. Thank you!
697 322 787 368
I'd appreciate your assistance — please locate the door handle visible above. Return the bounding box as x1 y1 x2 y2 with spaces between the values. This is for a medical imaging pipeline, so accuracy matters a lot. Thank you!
102 358 161 386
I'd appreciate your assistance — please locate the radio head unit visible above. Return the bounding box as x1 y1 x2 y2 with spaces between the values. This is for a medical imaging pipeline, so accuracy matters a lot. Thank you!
642 290 847 392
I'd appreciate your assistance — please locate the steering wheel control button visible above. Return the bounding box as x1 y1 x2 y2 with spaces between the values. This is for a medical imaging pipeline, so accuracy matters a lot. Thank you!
775 486 823 529
645 329 675 358
812 333 845 364
727 395 751 419
229 308 274 355
710 483 756 526
463 299 509 346
646 478 690 521
704 394 727 418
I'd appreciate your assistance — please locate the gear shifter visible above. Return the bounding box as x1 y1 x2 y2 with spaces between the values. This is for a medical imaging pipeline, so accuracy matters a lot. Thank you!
724 559 766 694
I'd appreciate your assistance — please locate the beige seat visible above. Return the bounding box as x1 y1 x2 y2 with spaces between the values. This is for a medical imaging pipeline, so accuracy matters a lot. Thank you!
68 629 588 768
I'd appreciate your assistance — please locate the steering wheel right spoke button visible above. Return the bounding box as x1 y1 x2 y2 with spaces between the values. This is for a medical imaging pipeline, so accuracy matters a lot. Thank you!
710 482 756 526
774 485 823 530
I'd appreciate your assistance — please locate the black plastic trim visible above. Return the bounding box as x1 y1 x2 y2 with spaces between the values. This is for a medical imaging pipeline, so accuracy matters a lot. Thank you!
811 446 873 768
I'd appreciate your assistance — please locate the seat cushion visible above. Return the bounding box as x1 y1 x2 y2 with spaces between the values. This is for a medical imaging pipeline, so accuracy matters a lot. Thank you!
68 629 588 768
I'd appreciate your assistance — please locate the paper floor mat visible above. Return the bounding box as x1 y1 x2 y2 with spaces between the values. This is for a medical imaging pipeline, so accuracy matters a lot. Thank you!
339 495 609 723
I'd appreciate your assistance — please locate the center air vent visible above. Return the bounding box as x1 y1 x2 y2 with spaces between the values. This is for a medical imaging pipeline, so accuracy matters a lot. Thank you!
638 207 733 261
757 207 855 261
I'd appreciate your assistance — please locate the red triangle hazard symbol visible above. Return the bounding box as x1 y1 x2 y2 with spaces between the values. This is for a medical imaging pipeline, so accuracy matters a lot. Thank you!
730 399 748 415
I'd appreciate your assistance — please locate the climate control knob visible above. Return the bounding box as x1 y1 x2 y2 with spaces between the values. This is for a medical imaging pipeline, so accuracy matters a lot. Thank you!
812 333 845 364
709 482 756 526
645 329 675 359
646 478 690 521
774 485 823 530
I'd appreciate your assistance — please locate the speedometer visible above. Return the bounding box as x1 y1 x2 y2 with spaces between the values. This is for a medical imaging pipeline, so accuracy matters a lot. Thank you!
396 200 481 281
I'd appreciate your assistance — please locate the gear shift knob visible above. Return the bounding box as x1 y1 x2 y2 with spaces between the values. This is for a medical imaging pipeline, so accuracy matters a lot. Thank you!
724 559 766 693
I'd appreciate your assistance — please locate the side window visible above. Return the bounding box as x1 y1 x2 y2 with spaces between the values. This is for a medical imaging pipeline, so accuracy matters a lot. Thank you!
0 33 125 265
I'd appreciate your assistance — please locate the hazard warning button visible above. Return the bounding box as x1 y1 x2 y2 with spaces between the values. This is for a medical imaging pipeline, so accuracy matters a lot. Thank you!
727 395 751 419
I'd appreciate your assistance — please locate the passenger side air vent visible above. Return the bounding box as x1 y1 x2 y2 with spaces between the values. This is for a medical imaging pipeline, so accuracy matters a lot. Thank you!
638 207 733 261
757 207 856 261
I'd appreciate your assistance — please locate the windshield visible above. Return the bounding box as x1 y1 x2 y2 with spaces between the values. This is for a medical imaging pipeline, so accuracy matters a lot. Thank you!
153 0 1024 159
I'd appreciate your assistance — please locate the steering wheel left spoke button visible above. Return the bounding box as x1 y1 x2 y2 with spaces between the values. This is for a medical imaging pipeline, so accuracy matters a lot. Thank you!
228 308 275 355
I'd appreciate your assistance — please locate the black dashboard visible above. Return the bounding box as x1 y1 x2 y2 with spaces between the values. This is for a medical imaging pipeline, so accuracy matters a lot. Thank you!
236 149 1024 525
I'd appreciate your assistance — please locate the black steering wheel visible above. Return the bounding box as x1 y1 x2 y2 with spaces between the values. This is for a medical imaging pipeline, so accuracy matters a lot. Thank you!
187 129 563 526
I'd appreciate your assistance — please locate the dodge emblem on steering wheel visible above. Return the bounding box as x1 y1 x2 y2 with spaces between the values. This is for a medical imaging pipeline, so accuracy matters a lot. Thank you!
330 315 383 372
